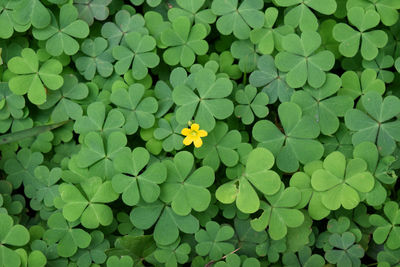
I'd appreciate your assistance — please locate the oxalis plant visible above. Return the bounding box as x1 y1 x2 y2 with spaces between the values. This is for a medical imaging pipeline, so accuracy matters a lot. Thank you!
1 0 400 266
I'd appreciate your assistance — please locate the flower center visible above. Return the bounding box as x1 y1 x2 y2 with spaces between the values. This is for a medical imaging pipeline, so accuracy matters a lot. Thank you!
191 131 198 137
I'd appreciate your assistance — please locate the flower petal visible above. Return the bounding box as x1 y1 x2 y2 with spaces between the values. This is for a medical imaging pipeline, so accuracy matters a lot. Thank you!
183 136 194 146
191 123 200 131
181 128 191 136
197 130 208 137
194 137 203 148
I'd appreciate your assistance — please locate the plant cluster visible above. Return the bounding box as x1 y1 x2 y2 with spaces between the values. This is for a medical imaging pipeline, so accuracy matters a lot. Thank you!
1 0 400 266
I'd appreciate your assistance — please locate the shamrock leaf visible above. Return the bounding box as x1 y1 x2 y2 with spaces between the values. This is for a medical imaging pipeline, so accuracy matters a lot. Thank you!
0 82 25 133
333 7 388 60
362 51 395 83
112 32 159 80
208 51 242 79
311 151 375 210
370 201 400 250
154 81 173 118
106 256 134 267
168 0 216 31
274 0 337 31
345 91 400 156
324 232 364 266
32 4 89 56
234 85 269 125
291 74 354 135
76 131 129 179
110 84 158 135
249 55 293 103
74 102 125 138
232 218 269 257
43 212 91 257
253 102 324 173
211 0 264 40
0 1 30 39
4 148 43 189
275 31 335 88
0 213 30 267
194 122 241 171
101 10 148 47
250 7 294 54
377 246 400 266
338 69 385 99
320 123 354 158
153 116 185 152
11 0 51 29
112 147 166 206
161 16 208 67
251 185 304 240
347 0 400 26
25 165 61 209
75 37 114 80
230 40 259 73
154 239 191 267
38 74 88 123
70 230 110 266
160 151 215 216
173 68 233 131
282 246 325 267
74 0 112 26
195 221 235 260
59 176 119 228
7 48 63 105
130 201 199 246
216 148 281 214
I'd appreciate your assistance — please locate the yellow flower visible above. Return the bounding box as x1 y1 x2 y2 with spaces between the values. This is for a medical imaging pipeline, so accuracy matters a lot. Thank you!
181 123 208 148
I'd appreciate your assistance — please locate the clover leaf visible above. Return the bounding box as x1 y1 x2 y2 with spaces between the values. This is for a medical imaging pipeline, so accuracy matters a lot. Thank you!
154 81 173 118
211 0 264 40
154 239 191 267
0 82 25 133
282 246 325 267
250 7 294 55
0 1 30 39
347 0 400 26
194 122 241 171
345 91 400 156
112 32 159 80
59 176 119 228
153 116 185 152
160 151 214 216
195 221 235 260
338 69 385 100
43 212 91 257
76 131 129 179
333 7 388 60
216 148 281 214
101 10 148 47
324 232 364 267
0 213 30 267
74 0 112 26
370 201 400 250
311 151 375 210
11 0 51 30
74 102 125 138
75 37 114 80
70 230 110 266
291 73 354 135
32 4 89 56
275 31 335 88
168 0 216 31
173 68 233 131
130 201 199 246
112 147 166 206
25 165 61 209
249 55 293 104
161 16 208 67
362 51 395 83
110 84 158 135
234 85 269 125
39 73 88 123
7 48 63 105
4 148 43 189
253 102 324 173
106 256 134 267
274 0 337 31
251 185 304 240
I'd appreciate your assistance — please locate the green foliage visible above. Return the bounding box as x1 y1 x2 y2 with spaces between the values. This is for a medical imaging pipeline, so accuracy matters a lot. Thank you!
2 0 400 265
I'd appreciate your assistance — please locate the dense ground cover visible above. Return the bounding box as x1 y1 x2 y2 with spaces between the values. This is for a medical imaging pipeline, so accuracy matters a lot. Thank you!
0 0 400 266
